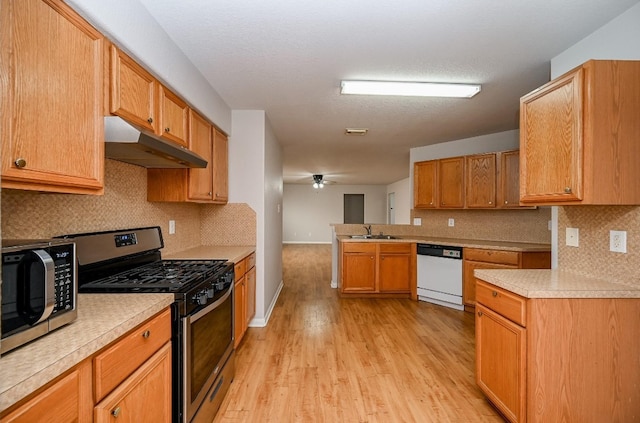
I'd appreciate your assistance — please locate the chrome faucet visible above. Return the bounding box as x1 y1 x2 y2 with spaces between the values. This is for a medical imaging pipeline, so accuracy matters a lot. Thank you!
364 225 372 235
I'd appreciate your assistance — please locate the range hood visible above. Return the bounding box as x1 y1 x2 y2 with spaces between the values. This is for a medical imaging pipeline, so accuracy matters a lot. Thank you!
104 116 207 168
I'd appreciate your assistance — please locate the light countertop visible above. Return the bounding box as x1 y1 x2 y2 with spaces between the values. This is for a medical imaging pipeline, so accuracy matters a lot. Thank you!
475 269 640 299
0 293 174 412
337 235 550 252
164 245 255 263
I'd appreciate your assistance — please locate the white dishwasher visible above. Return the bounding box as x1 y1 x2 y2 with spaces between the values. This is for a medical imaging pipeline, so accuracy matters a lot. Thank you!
416 243 464 311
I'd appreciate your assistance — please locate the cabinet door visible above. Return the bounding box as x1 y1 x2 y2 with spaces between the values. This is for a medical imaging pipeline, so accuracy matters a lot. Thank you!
466 153 496 208
414 160 438 208
462 260 517 307
110 46 157 133
159 85 189 146
246 265 256 325
234 278 246 348
2 360 92 423
476 304 526 423
520 69 583 203
378 253 411 292
212 129 229 204
187 110 213 201
1 0 104 194
438 157 465 208
342 253 376 292
94 342 172 423
499 150 523 208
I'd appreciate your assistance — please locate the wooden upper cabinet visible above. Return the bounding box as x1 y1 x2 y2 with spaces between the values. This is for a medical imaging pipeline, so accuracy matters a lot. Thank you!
438 156 465 208
1 0 104 194
212 128 229 204
158 85 189 147
109 46 157 133
414 160 438 208
520 60 640 205
187 110 214 201
466 153 496 208
499 150 523 208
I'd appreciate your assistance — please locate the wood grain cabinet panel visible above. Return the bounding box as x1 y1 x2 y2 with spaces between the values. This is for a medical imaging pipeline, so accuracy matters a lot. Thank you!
341 242 415 297
187 110 214 201
520 60 640 205
234 252 256 348
413 160 438 208
476 279 640 422
498 150 524 208
438 156 465 208
1 0 104 194
212 128 229 203
1 360 93 423
466 153 496 208
109 46 157 133
94 342 172 423
159 85 189 146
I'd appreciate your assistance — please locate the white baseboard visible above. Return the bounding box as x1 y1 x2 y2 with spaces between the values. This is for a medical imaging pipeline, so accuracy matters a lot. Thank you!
247 279 284 328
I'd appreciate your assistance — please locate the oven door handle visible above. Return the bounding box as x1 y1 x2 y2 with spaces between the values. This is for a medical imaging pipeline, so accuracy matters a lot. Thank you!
27 249 56 325
189 284 233 323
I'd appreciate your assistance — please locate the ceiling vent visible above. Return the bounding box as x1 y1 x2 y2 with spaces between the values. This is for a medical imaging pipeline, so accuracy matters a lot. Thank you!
345 128 368 136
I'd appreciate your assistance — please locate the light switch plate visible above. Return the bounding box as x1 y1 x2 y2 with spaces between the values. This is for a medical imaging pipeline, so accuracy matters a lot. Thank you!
610 230 627 253
413 218 422 226
565 227 579 247
448 218 455 227
169 220 176 235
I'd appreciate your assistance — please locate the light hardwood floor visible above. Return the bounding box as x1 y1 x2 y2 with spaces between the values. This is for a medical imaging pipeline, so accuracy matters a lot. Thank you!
214 244 504 422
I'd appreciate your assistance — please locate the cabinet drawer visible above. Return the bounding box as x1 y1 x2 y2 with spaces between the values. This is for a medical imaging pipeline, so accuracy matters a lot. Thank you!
464 248 520 265
476 280 527 326
247 252 256 269
342 242 376 253
378 243 412 254
234 259 246 277
94 308 172 401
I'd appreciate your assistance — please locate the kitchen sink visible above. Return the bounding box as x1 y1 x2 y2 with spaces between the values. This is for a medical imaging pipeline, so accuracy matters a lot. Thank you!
349 234 399 240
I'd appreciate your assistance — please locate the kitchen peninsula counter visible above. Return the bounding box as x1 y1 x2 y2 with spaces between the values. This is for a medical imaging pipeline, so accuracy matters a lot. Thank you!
475 268 640 299
0 293 174 412
337 235 551 252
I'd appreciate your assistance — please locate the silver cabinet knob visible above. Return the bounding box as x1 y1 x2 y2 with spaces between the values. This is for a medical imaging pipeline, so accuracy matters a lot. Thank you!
165 127 170 133
14 158 26 168
477 311 483 317
564 187 572 193
142 330 150 339
147 117 153 124
492 291 498 297
111 406 121 418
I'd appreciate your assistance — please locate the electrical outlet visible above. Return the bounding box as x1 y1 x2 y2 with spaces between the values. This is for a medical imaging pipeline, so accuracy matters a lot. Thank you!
565 227 579 247
448 218 455 227
169 220 176 235
413 218 422 226
610 230 627 253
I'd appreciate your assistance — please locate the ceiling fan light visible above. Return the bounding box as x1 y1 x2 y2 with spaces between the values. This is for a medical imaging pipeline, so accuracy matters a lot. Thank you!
340 80 481 98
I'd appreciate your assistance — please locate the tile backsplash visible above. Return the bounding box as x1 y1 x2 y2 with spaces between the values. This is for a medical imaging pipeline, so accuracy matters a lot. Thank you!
558 206 640 286
1 160 256 256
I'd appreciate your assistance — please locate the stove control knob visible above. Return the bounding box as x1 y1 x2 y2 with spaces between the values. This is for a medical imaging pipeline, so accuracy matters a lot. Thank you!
207 288 215 298
195 290 208 306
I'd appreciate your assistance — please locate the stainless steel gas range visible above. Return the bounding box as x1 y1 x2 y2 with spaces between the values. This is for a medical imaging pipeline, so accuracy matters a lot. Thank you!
61 226 235 423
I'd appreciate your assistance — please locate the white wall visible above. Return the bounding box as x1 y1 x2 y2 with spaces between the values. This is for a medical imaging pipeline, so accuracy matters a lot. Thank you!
387 178 411 224
409 130 520 204
67 0 231 134
229 110 283 327
283 184 387 243
551 2 640 78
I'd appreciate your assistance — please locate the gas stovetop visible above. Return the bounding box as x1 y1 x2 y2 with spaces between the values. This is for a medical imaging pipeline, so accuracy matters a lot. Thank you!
79 259 230 292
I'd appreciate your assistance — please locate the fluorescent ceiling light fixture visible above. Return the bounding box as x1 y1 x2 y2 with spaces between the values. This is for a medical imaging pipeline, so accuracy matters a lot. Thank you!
340 80 481 98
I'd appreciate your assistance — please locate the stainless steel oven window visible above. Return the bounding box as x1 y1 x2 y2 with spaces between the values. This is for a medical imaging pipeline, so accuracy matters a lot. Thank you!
183 285 233 421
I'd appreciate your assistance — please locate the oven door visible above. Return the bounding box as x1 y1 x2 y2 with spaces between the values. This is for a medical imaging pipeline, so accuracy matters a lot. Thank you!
183 284 233 422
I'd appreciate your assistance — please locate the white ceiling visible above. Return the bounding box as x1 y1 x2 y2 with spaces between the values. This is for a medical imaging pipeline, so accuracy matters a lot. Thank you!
138 0 638 185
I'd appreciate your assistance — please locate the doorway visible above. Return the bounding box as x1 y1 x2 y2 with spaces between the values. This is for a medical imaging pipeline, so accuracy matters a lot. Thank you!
344 194 364 224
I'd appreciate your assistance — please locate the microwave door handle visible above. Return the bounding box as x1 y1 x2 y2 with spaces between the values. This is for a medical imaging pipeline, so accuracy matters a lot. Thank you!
31 249 56 324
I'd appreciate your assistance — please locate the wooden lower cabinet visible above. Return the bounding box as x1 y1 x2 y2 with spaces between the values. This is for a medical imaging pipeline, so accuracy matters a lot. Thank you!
1 361 93 423
234 252 256 348
0 308 172 422
463 248 550 310
94 343 172 423
340 242 415 297
476 279 640 422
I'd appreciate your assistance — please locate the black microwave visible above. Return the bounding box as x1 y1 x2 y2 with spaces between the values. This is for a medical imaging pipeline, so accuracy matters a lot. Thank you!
1 239 77 355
